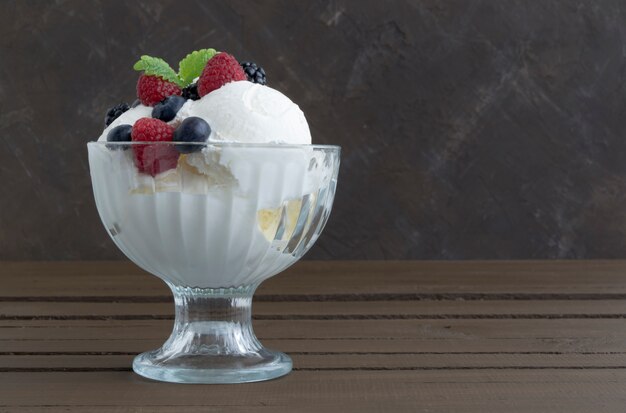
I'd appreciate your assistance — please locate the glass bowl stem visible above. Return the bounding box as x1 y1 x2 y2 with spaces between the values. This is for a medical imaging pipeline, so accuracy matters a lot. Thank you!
133 283 292 383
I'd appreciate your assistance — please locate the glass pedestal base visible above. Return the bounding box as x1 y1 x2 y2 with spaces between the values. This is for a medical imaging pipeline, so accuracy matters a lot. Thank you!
133 346 292 384
132 284 292 384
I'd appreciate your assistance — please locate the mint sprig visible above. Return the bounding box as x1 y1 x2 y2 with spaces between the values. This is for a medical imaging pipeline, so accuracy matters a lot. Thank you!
178 49 217 85
133 55 184 87
133 49 220 88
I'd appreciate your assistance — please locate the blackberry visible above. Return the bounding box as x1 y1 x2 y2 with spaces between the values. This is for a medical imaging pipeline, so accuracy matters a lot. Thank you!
240 61 266 85
181 83 200 100
104 103 130 127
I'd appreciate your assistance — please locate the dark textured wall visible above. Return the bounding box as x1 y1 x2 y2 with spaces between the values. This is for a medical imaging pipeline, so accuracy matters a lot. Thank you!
2 0 626 260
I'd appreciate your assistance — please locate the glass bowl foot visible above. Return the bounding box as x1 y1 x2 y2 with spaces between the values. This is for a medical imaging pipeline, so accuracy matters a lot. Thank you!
133 348 292 384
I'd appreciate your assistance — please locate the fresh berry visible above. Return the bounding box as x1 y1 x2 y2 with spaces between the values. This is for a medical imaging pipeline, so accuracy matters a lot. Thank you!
174 117 211 153
136 74 182 106
181 83 200 100
197 52 247 97
131 99 141 108
104 103 130 127
152 95 186 122
131 118 179 176
240 61 266 85
106 124 132 150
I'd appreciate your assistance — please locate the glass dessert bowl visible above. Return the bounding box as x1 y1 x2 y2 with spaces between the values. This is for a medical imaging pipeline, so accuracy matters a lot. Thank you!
88 141 340 383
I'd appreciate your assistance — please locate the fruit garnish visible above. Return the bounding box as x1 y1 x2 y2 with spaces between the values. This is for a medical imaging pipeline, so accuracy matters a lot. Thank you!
136 74 182 106
104 103 130 127
131 118 179 176
174 117 211 154
198 52 247 97
106 124 132 150
152 95 186 122
240 62 266 85
181 83 200 100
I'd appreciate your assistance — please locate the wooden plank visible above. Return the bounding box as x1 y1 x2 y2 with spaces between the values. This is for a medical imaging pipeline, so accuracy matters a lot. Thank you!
1 319 625 353
3 261 626 297
0 371 624 412
1 353 625 369
2 406 623 413
1 300 626 318
1 319 624 340
2 337 624 354
3 404 625 413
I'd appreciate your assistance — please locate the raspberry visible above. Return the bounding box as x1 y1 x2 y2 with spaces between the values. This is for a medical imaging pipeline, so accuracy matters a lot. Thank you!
198 52 247 97
131 118 179 176
136 74 181 106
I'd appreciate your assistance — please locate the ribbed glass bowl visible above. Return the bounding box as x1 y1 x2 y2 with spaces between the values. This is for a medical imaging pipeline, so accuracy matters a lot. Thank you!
88 141 340 384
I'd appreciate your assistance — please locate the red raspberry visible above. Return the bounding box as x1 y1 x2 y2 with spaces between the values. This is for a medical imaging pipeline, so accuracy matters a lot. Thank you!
131 118 179 176
198 52 247 97
136 74 181 106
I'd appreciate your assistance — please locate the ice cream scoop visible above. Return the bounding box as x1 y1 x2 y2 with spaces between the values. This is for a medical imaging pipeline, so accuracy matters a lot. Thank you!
187 81 311 144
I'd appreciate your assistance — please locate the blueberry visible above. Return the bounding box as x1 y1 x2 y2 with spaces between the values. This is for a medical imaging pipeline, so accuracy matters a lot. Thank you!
151 95 186 122
106 124 132 150
174 117 211 153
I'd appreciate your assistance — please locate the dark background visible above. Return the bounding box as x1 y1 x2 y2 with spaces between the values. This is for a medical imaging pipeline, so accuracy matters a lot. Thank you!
2 0 626 260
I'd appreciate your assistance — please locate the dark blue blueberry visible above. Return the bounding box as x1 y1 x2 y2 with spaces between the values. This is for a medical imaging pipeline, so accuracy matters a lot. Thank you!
106 124 132 150
104 103 129 127
174 117 211 153
151 95 186 122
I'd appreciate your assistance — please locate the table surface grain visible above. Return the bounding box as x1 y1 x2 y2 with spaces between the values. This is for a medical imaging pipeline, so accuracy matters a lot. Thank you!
1 260 626 412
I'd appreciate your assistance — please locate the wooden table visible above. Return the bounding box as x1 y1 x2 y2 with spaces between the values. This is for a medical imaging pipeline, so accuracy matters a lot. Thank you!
1 261 626 411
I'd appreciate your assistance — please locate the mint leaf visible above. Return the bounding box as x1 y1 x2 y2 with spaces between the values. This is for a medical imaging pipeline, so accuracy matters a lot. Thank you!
178 49 217 85
133 55 184 87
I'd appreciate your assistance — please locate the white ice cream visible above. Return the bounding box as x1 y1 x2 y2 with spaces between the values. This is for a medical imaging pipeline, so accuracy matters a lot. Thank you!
188 81 311 144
